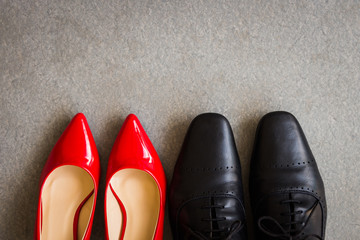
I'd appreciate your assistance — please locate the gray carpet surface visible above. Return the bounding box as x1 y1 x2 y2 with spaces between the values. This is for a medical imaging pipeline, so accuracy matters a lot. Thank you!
1 0 359 239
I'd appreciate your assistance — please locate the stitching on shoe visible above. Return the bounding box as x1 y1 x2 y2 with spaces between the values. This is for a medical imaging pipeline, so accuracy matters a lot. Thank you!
180 190 237 199
181 166 239 172
272 159 315 168
273 187 326 204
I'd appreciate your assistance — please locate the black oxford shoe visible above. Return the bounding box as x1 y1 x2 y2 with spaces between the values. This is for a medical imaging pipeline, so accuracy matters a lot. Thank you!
250 111 327 240
169 113 247 240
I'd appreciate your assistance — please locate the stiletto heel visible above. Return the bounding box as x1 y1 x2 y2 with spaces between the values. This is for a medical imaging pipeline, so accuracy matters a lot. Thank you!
34 113 100 240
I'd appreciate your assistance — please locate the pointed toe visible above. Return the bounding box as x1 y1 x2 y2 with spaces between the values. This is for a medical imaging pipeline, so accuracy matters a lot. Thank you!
47 113 99 168
107 114 156 168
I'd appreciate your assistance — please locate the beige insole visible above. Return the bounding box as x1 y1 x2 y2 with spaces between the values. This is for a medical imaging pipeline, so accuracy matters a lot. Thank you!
106 169 161 240
40 165 95 240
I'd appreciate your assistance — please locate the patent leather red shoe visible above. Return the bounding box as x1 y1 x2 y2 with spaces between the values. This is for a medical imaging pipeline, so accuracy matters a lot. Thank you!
104 114 166 240
34 113 100 240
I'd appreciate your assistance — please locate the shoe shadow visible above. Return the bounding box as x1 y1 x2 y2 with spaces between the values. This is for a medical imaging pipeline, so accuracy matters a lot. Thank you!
234 112 263 240
90 113 125 240
3 113 71 239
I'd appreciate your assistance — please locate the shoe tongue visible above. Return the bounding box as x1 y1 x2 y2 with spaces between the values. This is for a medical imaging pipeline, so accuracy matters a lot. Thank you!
258 193 318 234
291 193 321 234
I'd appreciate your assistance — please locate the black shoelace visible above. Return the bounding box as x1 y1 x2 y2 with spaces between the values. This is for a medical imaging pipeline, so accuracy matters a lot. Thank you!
186 220 243 240
184 197 244 240
257 199 323 240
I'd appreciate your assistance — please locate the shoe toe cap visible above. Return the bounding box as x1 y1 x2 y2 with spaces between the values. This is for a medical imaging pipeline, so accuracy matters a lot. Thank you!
253 111 314 168
177 113 241 170
170 113 244 209
250 111 326 203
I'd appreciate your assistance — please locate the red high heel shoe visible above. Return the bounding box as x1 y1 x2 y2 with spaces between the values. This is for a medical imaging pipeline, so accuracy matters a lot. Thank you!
104 114 166 240
34 113 100 240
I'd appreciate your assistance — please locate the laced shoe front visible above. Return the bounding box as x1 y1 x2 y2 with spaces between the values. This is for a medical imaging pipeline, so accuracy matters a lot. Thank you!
180 196 245 240
257 193 324 240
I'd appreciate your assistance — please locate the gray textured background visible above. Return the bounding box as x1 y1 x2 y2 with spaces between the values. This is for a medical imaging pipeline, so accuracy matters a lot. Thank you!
1 0 359 239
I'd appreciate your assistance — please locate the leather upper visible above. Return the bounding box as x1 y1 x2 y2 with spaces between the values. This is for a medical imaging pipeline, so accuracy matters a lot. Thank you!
250 111 327 240
169 113 247 240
